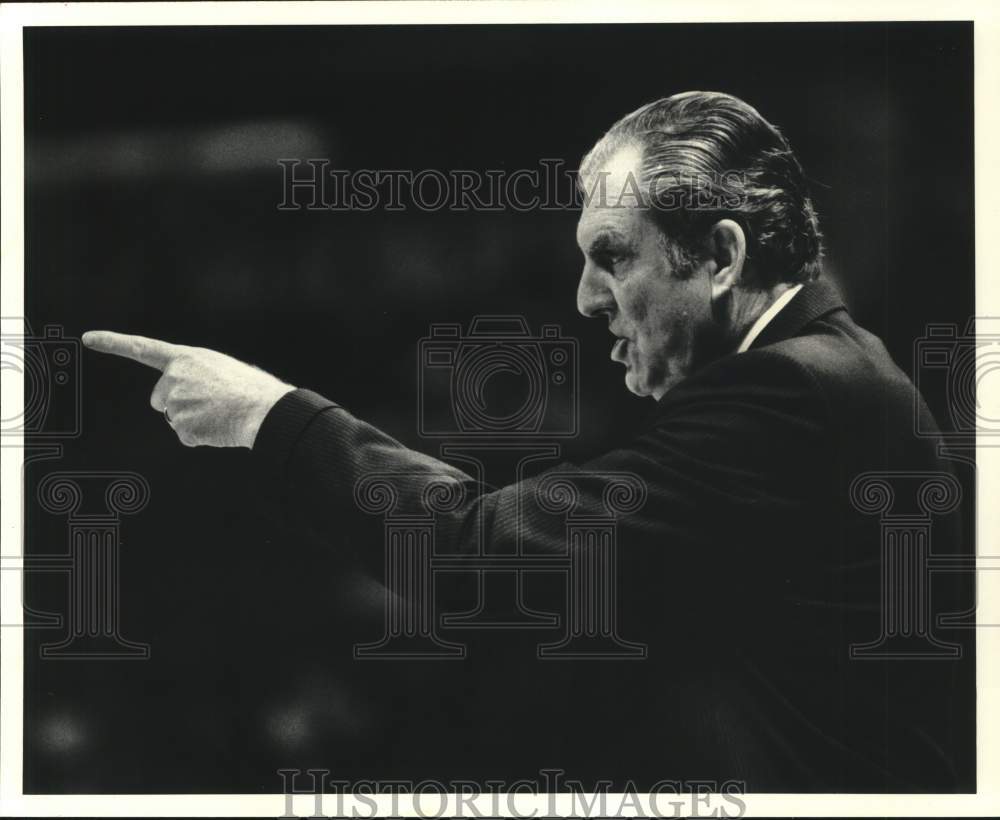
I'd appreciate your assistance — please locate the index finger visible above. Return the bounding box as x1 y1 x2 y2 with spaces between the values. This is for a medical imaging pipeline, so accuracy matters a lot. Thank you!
82 330 182 371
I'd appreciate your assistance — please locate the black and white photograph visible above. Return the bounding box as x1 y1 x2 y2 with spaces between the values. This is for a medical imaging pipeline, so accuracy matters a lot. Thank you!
1 2 998 817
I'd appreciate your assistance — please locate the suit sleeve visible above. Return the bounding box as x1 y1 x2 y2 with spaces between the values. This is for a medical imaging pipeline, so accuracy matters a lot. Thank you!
251 350 832 580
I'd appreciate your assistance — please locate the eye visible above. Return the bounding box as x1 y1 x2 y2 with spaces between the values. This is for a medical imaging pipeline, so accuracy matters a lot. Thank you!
597 250 631 277
585 234 634 276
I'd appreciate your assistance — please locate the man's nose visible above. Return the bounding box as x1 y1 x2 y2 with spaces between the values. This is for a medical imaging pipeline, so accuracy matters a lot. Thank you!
576 263 614 318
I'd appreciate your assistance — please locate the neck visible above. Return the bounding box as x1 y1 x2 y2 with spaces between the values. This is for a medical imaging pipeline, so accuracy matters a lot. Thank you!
726 281 797 349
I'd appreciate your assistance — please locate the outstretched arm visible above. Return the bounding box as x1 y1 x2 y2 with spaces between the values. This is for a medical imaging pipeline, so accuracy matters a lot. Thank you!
248 346 832 581
83 330 831 582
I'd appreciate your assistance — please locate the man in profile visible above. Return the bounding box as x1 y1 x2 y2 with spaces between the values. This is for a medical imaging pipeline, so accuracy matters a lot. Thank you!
83 91 972 791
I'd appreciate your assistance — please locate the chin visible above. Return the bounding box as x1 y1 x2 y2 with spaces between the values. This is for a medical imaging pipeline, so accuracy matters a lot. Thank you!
627 366 683 400
624 371 654 398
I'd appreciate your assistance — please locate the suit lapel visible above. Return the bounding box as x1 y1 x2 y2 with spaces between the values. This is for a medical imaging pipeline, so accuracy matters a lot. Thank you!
747 277 846 351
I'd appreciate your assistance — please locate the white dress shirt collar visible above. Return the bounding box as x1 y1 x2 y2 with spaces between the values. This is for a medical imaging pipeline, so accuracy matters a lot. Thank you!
736 283 804 354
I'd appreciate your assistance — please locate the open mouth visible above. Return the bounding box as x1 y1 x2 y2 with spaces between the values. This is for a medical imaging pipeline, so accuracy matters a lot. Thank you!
611 337 629 363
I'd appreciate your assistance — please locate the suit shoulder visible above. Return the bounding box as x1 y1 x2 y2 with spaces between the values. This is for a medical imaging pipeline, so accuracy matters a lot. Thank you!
724 311 927 440
757 312 915 399
660 338 831 424
670 310 917 417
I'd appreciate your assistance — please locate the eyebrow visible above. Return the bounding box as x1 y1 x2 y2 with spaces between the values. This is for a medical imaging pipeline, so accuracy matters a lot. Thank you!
585 229 633 258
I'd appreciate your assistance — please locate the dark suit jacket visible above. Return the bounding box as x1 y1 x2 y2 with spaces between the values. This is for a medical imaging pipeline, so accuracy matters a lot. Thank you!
253 279 973 792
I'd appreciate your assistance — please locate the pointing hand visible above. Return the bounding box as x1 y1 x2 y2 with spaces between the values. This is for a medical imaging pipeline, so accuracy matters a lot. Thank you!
82 331 295 448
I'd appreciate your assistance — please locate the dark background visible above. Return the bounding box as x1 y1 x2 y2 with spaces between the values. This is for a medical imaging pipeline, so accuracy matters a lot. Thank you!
22 22 975 792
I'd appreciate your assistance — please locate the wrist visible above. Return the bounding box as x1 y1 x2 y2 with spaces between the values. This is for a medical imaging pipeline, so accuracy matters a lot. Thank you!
245 382 296 448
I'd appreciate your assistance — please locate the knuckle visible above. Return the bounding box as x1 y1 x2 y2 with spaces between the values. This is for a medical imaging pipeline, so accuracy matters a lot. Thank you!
150 383 169 410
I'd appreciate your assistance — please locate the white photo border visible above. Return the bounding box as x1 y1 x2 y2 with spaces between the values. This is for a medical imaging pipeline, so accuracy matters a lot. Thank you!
1 1 998 816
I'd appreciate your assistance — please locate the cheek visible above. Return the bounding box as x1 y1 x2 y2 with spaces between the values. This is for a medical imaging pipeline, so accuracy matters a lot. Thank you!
617 269 706 354
631 294 679 348
617 281 652 331
632 298 702 370
628 290 650 325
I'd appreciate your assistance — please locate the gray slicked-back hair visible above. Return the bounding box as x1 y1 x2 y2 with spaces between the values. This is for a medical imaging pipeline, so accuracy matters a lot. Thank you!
580 91 824 286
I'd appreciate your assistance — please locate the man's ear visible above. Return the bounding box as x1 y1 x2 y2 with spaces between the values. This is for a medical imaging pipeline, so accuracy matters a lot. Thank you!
706 219 747 301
